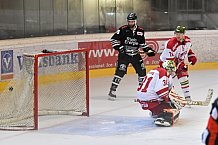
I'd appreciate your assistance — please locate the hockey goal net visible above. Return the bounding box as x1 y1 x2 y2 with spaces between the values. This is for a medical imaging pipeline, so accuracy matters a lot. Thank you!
0 49 89 130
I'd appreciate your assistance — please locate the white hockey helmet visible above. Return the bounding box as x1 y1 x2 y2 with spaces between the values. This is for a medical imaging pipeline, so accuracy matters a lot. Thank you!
162 60 176 72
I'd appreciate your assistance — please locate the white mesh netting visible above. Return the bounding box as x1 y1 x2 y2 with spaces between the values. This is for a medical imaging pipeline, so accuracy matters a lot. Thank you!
0 50 88 130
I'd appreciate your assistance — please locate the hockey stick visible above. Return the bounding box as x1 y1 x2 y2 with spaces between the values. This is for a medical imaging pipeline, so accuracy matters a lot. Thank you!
187 88 213 106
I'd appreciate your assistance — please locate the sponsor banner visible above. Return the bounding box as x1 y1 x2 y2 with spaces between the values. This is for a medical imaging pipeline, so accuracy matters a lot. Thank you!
0 44 79 81
78 41 118 69
78 38 169 69
1 50 14 80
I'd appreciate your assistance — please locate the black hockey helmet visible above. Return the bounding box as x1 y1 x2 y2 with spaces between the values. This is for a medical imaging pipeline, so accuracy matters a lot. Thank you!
127 13 137 21
175 25 186 33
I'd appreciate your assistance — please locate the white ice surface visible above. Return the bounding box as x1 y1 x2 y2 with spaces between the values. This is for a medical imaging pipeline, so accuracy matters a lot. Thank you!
0 70 218 145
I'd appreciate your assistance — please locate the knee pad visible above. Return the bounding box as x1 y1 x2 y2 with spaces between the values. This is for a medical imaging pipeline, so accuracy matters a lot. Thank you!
115 63 127 77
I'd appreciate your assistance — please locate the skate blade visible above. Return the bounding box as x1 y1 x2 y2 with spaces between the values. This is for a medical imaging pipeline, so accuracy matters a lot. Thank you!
108 96 116 101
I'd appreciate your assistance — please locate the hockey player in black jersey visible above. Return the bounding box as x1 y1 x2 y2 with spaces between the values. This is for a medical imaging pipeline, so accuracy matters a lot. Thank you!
108 12 156 101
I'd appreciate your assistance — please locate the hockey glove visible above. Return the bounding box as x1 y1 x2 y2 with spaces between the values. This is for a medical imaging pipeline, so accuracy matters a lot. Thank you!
176 62 188 76
188 49 197 65
42 49 57 53
179 62 188 70
143 47 156 57
42 49 49 53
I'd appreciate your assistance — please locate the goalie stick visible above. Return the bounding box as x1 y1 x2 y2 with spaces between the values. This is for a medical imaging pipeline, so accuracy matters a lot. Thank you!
187 88 213 106
169 88 214 106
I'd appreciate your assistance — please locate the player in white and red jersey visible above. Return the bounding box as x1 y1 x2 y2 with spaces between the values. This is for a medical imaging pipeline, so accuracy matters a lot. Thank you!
137 60 184 127
160 26 197 102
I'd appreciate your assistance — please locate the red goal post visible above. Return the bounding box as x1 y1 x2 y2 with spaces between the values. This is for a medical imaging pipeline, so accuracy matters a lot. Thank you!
0 48 89 130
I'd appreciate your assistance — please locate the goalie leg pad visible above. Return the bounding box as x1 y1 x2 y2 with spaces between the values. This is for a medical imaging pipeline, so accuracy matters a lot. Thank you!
154 109 180 127
149 101 173 117
169 91 187 109
164 108 180 125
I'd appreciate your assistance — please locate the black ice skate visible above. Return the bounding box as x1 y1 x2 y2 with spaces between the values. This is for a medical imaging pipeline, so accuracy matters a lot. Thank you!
108 89 116 101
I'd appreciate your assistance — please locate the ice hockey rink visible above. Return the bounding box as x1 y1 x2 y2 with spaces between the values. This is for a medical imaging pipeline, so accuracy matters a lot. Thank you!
0 69 217 145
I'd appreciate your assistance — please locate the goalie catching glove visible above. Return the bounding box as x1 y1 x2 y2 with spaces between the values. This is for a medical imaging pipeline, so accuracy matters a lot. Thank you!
143 46 156 57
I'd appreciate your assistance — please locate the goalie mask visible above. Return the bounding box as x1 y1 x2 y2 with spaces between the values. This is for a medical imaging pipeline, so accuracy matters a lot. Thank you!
162 60 176 73
127 13 137 28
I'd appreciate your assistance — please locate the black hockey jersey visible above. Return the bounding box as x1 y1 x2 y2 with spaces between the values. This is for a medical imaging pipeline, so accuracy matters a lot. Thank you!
110 25 147 56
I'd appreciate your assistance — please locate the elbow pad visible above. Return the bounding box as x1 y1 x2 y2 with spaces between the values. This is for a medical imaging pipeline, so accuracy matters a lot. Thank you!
188 49 197 65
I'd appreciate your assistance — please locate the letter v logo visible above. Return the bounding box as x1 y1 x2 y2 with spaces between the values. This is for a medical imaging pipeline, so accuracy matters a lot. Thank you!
1 50 13 74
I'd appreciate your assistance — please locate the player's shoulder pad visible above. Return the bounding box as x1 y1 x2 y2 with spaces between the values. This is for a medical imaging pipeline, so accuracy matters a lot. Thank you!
166 37 177 51
155 67 167 79
137 26 144 31
184 35 191 42
120 25 128 30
